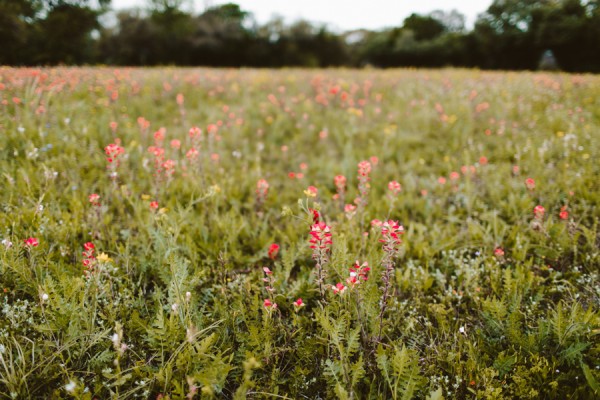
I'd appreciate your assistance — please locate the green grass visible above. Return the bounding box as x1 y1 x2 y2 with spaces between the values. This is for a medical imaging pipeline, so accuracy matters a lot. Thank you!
0 67 599 399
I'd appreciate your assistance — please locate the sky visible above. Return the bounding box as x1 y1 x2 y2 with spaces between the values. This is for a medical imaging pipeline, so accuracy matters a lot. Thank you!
110 0 494 31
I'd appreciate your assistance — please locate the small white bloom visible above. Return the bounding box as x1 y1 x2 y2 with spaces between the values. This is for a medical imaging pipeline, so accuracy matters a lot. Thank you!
111 333 119 344
41 293 49 301
171 303 179 312
64 118 71 124
185 292 191 301
459 326 466 334
65 381 76 393
1 239 13 248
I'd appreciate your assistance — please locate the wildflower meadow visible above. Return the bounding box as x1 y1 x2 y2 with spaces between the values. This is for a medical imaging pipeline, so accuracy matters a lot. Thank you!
0 67 599 399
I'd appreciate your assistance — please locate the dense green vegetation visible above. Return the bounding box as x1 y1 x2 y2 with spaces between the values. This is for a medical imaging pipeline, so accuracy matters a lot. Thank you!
0 67 599 398
2 0 600 71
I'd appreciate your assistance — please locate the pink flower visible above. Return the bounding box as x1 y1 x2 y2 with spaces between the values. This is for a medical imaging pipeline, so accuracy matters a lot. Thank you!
24 237 39 247
438 177 447 185
293 298 304 308
525 178 535 190
380 220 404 247
388 181 401 196
263 266 272 275
357 160 371 176
334 175 347 190
494 247 505 257
559 206 569 220
347 261 370 288
371 219 383 227
268 243 280 260
104 143 125 163
309 223 332 253
344 204 356 213
188 126 202 139
449 171 460 181
304 186 318 197
479 156 488 165
256 179 269 197
170 139 181 149
150 201 159 209
332 282 347 295
88 193 100 206
533 205 545 219
263 299 277 308
186 148 199 160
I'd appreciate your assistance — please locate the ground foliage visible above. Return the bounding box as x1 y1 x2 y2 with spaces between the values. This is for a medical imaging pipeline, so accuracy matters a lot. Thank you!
0 67 599 399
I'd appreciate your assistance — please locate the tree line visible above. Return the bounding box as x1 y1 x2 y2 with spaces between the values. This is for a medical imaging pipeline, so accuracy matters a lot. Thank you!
1 0 599 72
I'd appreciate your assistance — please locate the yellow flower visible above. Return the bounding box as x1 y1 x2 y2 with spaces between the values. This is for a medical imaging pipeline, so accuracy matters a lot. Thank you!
141 194 151 201
96 252 111 262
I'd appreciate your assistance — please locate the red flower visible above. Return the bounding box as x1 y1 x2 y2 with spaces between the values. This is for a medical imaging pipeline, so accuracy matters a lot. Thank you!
309 223 332 253
334 175 347 190
309 208 320 223
293 298 304 308
83 242 95 251
525 178 535 190
263 299 277 308
24 237 39 247
388 181 401 196
304 186 318 197
332 282 347 295
268 243 280 260
380 220 404 246
357 160 371 176
150 201 159 209
256 179 269 197
494 247 505 257
347 261 370 288
533 205 545 219
88 193 100 206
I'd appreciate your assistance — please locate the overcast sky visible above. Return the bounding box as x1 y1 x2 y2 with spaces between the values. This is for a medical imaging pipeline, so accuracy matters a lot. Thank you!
110 0 493 31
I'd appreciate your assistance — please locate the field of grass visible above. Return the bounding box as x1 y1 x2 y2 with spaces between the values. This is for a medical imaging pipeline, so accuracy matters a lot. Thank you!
0 67 599 399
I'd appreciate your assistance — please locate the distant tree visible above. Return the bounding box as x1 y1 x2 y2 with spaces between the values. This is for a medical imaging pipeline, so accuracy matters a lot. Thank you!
474 0 550 70
429 10 465 33
0 0 39 64
402 13 446 41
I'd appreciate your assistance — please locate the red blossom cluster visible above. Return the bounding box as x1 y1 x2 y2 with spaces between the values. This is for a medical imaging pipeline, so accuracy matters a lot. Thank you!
346 261 370 288
379 220 404 251
24 237 39 247
82 242 95 271
309 222 332 253
88 193 101 207
268 243 279 260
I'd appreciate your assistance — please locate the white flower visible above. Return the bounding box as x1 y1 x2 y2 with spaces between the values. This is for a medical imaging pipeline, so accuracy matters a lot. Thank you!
171 303 179 312
111 333 119 345
41 293 49 301
459 326 466 334
1 239 12 248
65 381 76 393
185 292 191 302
